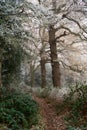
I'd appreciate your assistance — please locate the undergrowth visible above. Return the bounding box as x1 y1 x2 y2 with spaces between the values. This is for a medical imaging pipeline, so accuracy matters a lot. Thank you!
55 83 87 130
0 87 39 130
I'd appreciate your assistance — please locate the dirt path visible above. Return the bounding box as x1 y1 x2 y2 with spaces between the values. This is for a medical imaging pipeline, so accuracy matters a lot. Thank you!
35 96 66 130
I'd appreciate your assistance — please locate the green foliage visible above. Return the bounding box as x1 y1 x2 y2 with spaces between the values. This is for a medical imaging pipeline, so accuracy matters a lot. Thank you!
66 125 87 130
0 0 23 37
66 126 80 130
0 89 39 130
64 83 87 129
2 43 23 86
0 108 27 130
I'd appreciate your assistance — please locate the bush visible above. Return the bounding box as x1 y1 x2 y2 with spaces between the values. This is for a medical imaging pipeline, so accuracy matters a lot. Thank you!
64 83 87 129
0 89 39 130
39 87 52 98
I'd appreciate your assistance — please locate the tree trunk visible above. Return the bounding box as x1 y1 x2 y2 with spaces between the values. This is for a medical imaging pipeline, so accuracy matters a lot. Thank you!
40 58 46 88
49 25 61 87
30 64 35 87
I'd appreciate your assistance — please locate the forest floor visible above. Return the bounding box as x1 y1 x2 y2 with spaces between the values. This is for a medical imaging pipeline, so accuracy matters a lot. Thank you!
34 96 67 130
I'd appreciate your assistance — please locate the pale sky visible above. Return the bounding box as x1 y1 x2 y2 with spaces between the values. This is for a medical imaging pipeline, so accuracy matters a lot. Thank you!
27 0 38 4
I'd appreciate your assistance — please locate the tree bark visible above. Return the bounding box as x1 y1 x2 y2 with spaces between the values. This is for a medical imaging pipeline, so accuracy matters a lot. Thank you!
49 25 61 87
40 58 46 88
30 64 35 87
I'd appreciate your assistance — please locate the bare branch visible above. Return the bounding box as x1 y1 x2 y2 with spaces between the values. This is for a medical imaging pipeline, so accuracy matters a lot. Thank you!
55 31 69 41
60 60 83 73
59 26 84 40
65 15 87 35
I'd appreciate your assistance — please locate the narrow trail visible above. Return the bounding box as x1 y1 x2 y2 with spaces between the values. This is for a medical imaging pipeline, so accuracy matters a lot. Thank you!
35 96 66 130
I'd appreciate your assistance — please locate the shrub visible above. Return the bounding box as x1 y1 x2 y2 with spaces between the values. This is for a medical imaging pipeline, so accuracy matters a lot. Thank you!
40 87 52 98
0 89 39 130
64 83 87 129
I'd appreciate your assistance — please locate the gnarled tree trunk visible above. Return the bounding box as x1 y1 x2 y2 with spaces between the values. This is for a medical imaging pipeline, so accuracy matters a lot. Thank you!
49 25 61 87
